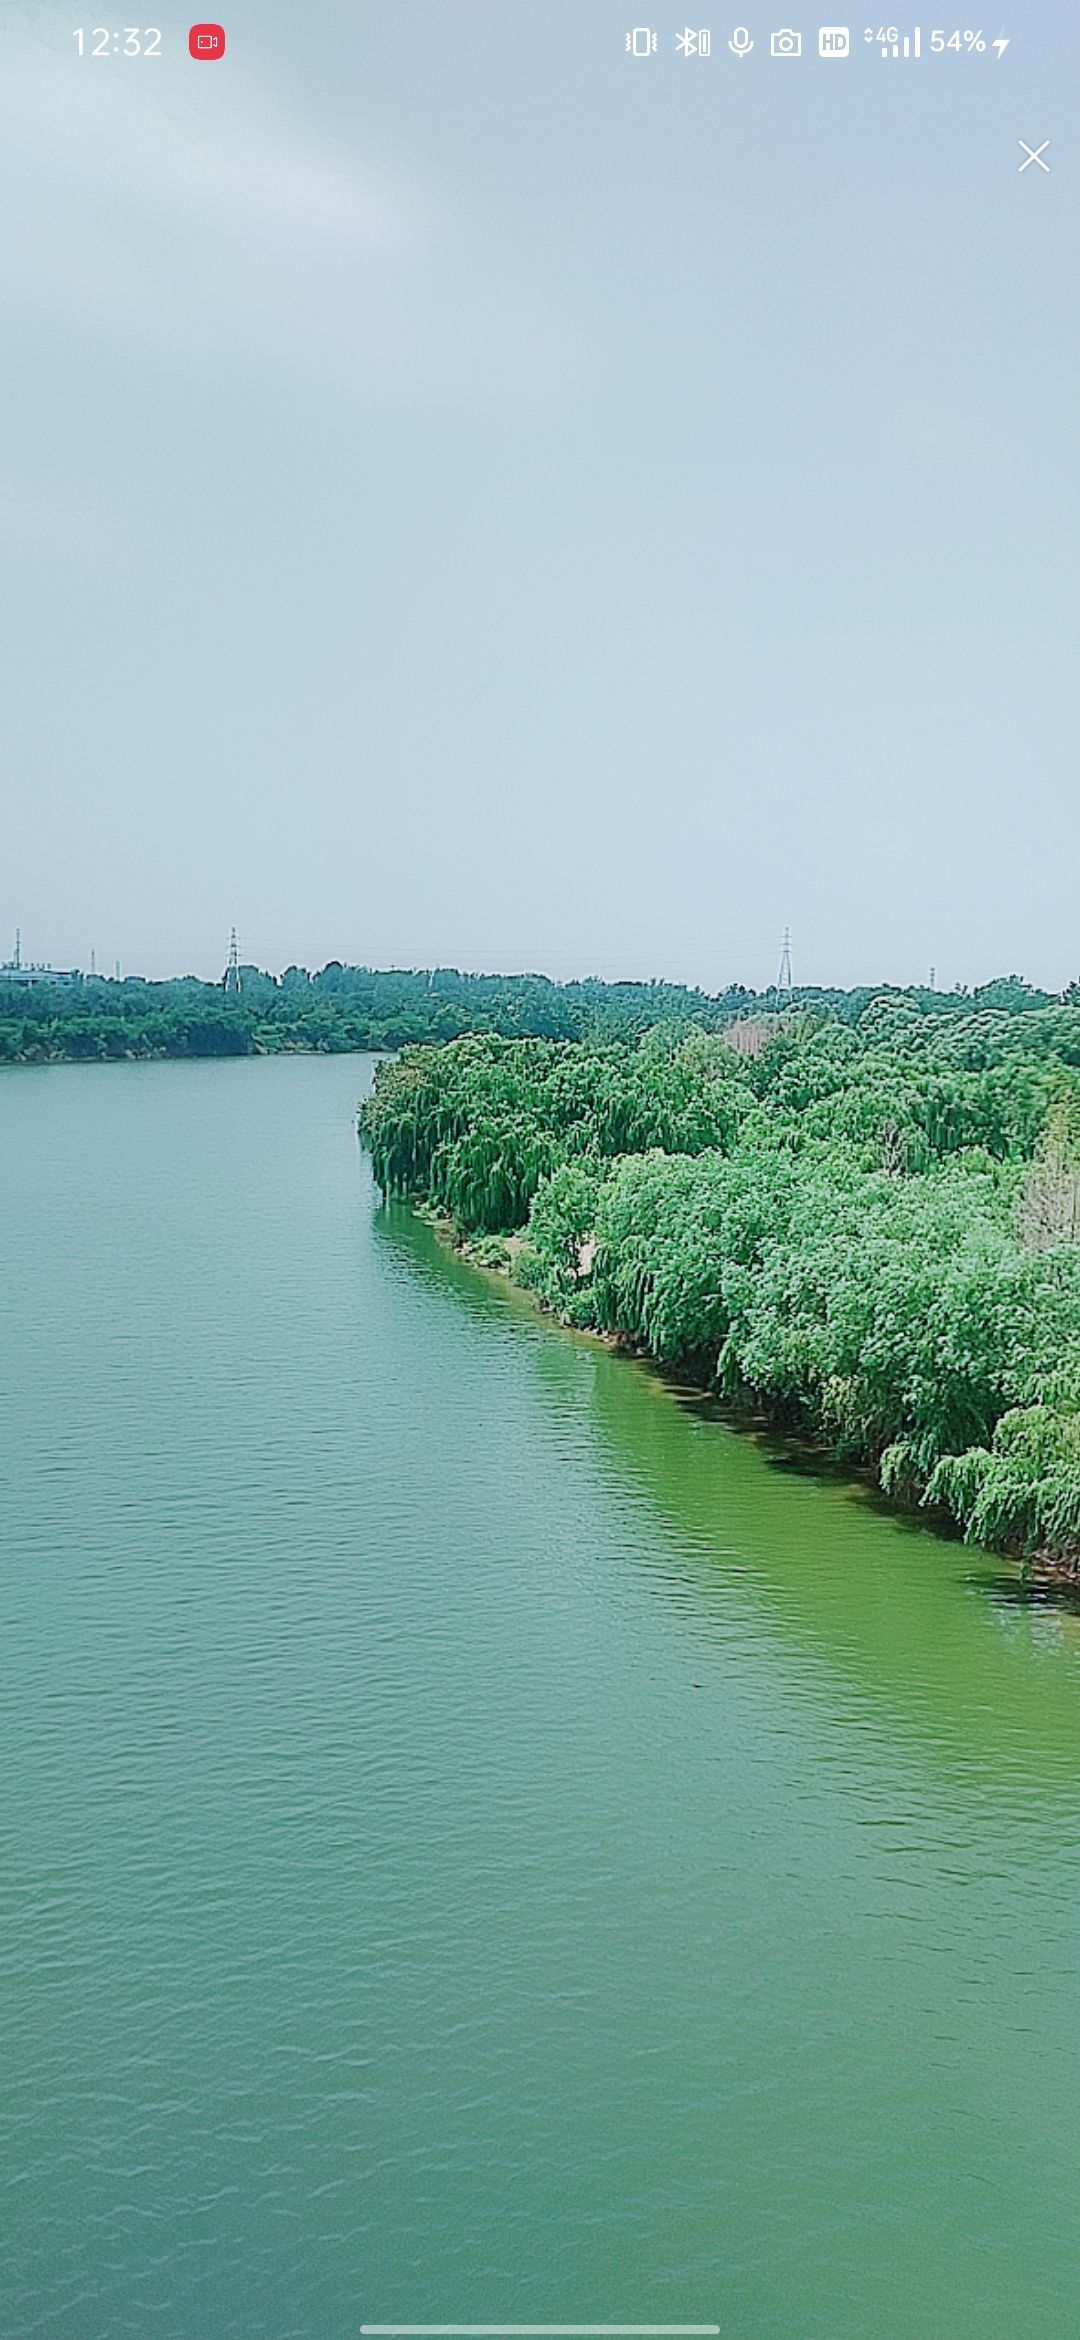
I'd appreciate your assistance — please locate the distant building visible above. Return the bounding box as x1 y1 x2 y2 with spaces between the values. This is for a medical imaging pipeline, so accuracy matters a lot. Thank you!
0 932 81 988
0 962 81 988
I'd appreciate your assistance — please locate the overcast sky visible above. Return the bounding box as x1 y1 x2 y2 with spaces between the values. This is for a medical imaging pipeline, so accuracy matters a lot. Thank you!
1 1 1076 990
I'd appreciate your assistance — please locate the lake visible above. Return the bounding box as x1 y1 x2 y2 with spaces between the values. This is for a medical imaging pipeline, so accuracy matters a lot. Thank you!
4 1053 1080 2339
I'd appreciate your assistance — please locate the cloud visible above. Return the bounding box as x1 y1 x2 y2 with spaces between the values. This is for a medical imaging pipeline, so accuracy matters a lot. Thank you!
0 16 576 400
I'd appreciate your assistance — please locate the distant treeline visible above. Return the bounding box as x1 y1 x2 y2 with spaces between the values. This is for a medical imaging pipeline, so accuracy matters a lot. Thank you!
361 997 1080 1571
1 961 1076 1065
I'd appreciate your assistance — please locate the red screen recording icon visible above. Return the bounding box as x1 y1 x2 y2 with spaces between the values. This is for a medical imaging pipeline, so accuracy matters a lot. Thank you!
189 23 226 59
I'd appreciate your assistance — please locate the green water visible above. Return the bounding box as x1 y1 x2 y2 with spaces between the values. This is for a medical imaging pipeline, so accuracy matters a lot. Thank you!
4 1055 1080 2340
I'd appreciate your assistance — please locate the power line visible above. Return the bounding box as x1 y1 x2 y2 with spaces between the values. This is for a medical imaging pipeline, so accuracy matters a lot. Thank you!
224 926 242 995
776 925 793 1004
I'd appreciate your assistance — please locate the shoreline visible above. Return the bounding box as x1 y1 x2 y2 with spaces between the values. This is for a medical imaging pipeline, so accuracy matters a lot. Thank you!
419 1203 1080 1599
0 1039 379 1069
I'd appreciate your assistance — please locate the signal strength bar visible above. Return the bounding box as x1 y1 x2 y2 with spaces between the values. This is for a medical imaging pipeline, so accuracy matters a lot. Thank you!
881 25 921 56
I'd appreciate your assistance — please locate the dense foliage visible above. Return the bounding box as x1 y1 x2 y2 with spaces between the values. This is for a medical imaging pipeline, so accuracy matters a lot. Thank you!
361 1005 1080 1570
2 961 1074 1066
0 964 769 1063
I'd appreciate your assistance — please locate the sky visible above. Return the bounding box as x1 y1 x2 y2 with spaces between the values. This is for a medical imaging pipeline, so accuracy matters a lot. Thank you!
0 0 1076 992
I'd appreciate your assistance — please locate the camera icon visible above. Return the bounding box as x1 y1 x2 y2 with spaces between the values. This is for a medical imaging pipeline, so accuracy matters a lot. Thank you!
770 26 802 54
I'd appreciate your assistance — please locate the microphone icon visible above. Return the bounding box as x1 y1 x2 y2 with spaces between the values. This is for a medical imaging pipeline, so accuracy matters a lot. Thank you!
729 25 753 52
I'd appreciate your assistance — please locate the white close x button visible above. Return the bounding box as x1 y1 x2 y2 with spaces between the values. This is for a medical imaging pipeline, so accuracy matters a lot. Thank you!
1018 139 1051 174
